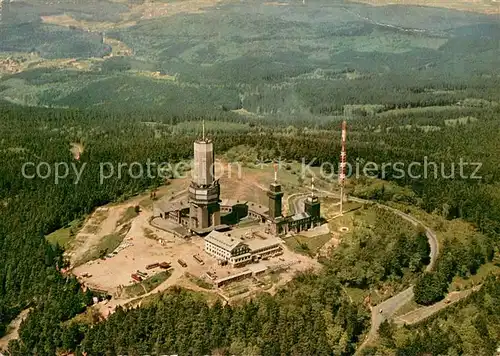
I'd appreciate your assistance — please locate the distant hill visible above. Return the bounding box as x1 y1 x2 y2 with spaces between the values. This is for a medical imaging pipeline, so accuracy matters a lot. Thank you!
348 0 500 15
0 0 498 110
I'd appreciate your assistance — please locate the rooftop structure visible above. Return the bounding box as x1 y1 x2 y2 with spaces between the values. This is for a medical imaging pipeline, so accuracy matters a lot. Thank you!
204 230 283 267
153 129 323 239
204 230 242 252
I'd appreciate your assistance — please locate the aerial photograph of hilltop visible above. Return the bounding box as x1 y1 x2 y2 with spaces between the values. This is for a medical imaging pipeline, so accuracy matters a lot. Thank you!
0 0 499 355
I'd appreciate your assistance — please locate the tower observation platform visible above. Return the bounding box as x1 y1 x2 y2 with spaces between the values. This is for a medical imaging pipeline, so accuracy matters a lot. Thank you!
188 136 221 231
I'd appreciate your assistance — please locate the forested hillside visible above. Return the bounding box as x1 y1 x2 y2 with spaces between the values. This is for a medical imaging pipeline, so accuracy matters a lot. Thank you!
0 0 499 353
368 274 500 355
0 94 499 353
1 0 499 111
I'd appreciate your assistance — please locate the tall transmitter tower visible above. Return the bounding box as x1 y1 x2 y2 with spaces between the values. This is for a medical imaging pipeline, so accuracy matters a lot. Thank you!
339 120 347 215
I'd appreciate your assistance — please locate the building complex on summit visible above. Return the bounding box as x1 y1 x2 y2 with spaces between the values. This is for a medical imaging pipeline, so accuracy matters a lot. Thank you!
154 128 322 237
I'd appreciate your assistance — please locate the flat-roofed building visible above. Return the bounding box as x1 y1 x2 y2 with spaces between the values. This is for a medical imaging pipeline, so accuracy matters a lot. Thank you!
245 235 282 259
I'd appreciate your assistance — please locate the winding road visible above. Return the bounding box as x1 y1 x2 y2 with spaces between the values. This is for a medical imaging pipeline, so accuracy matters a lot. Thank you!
342 194 439 353
290 189 440 352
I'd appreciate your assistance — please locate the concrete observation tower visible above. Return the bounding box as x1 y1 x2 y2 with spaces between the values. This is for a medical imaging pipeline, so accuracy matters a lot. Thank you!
188 121 221 231
267 163 284 219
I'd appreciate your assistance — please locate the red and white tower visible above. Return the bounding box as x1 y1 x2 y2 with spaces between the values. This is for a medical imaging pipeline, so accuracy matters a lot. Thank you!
339 120 347 215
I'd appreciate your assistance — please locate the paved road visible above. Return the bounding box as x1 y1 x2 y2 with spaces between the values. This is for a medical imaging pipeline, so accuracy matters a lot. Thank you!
370 286 414 332
309 189 440 353
346 197 439 353
394 285 480 325
287 193 307 215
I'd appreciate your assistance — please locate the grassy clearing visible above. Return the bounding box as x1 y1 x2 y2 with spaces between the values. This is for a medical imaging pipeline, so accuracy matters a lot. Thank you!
97 233 124 255
377 105 464 117
124 270 172 297
393 299 419 318
259 270 282 287
284 233 332 256
221 279 254 297
143 228 158 240
344 287 367 304
76 223 131 266
83 209 109 234
64 307 103 326
450 260 500 291
326 203 374 236
139 286 221 308
185 273 213 290
387 202 484 245
46 218 85 248
117 206 139 226
235 218 260 228
347 0 500 15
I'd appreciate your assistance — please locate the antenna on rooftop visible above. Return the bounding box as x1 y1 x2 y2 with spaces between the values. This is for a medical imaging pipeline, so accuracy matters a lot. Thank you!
202 119 205 141
311 176 315 197
274 162 278 183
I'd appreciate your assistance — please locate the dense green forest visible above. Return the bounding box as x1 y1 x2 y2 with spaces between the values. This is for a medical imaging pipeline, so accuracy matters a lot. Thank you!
0 2 499 353
0 93 499 353
325 207 430 290
366 274 500 356
2 0 499 111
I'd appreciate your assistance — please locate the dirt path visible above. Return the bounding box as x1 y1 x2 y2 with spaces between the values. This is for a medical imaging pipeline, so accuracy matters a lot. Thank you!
68 193 150 266
68 206 125 266
95 268 215 317
0 309 31 351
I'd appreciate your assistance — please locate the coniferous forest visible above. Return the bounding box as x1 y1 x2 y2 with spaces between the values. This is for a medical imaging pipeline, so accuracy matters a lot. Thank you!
1 1 500 353
0 92 499 354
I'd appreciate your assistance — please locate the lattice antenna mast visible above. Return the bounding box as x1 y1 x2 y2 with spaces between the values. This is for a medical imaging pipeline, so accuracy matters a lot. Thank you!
339 120 347 215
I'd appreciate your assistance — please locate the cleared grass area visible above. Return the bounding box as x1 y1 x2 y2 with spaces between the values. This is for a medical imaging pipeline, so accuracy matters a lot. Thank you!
393 299 419 318
450 260 500 291
63 307 103 326
83 209 109 234
76 223 131 266
377 105 465 117
258 270 282 288
220 278 255 298
143 227 158 240
235 218 260 228
326 203 374 236
344 287 367 304
117 206 139 226
46 218 84 248
138 179 188 210
124 270 172 297
285 233 332 256
388 201 485 245
185 273 213 290
139 286 222 308
347 0 500 15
